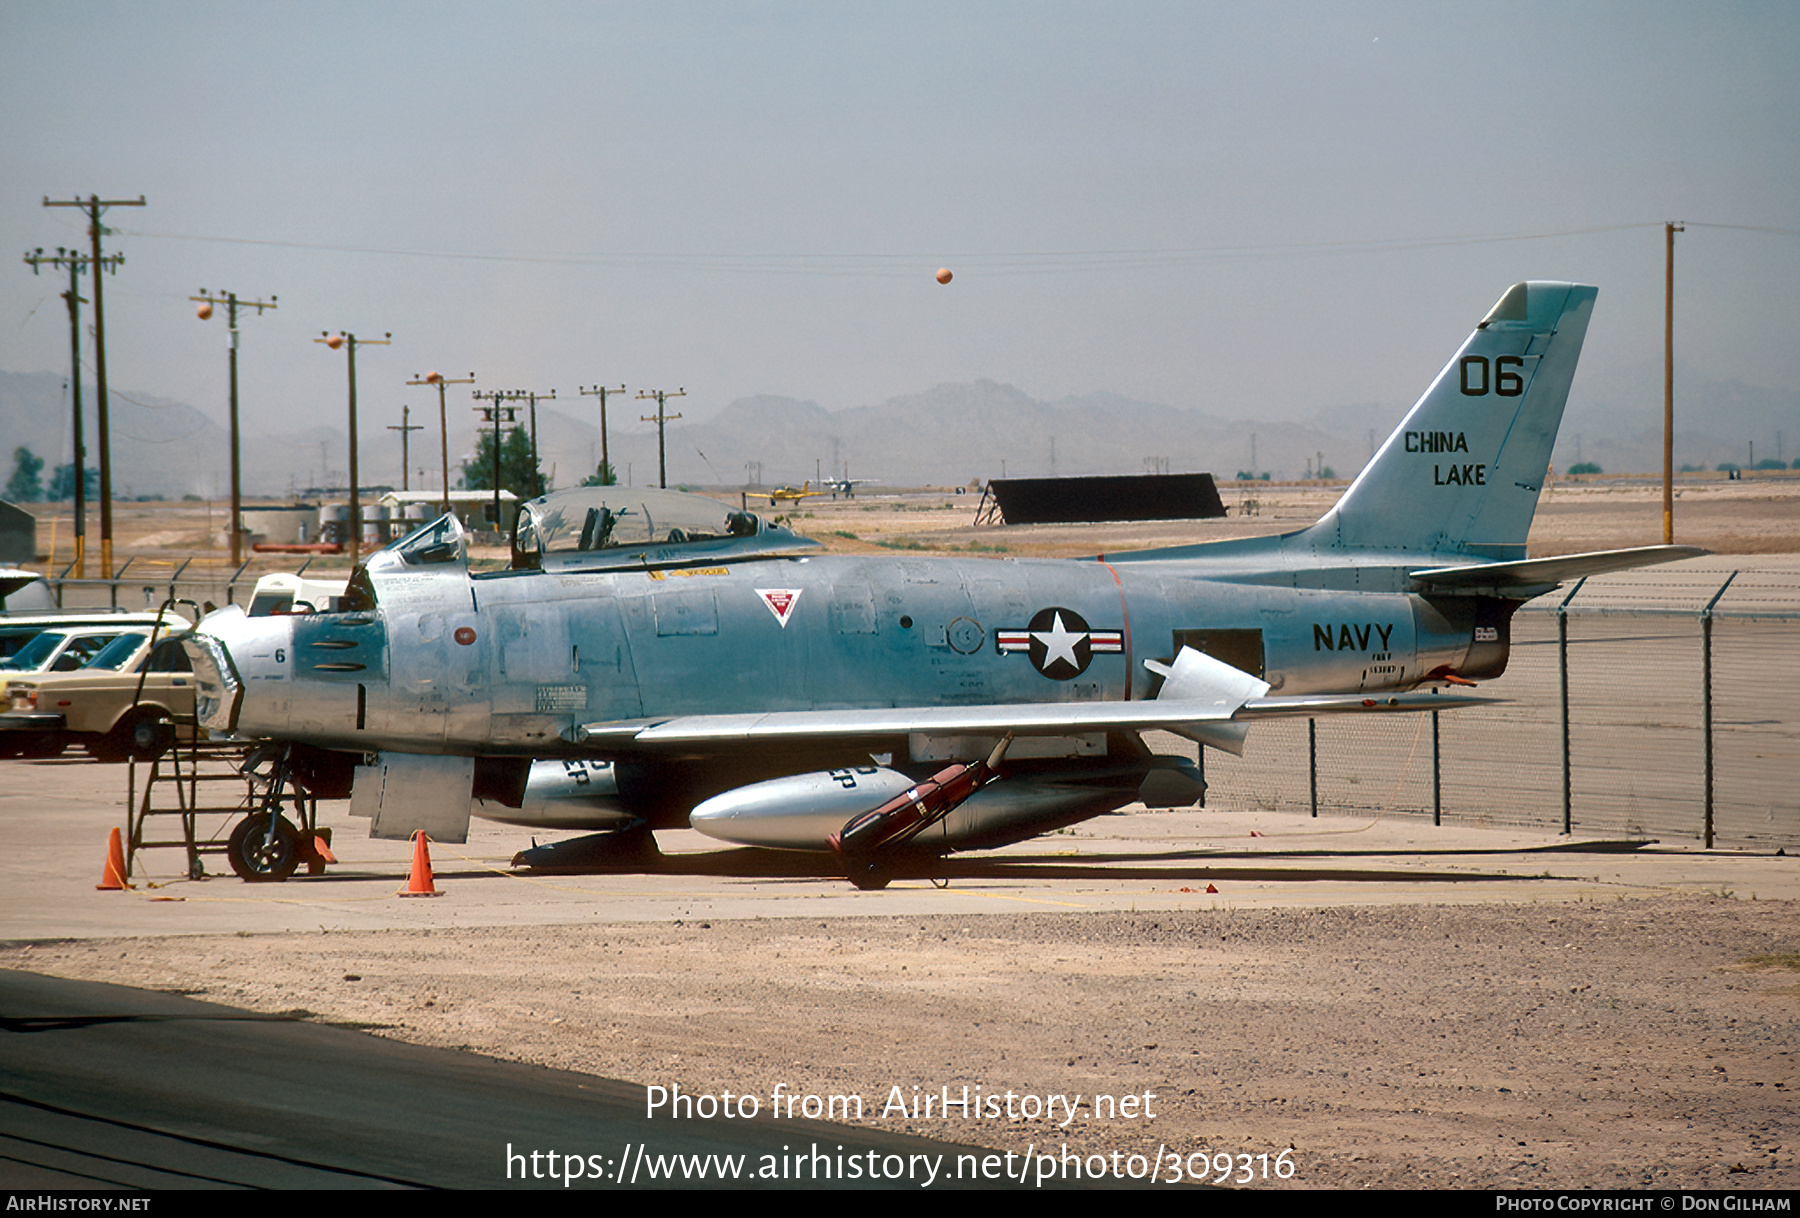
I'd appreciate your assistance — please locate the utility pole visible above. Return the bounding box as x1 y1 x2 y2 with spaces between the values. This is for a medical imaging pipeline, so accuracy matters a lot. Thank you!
192 289 277 565
408 371 474 516
23 246 115 578
1664 220 1684 545
43 195 143 579
637 388 685 488
315 331 391 568
578 383 626 484
518 388 555 497
387 405 424 491
472 389 526 531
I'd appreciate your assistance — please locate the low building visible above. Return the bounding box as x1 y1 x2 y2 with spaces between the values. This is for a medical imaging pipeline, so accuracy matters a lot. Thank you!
378 490 520 536
0 501 34 565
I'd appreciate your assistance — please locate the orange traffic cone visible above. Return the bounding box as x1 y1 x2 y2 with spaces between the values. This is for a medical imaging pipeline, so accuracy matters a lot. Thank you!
97 827 132 891
398 831 442 897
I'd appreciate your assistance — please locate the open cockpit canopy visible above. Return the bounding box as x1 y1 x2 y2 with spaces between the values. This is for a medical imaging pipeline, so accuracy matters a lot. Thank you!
509 486 820 572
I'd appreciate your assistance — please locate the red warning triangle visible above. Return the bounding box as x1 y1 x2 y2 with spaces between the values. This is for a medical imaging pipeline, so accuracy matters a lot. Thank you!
757 588 802 627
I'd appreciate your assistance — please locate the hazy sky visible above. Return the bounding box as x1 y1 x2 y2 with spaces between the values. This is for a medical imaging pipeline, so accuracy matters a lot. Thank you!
3 1 1796 457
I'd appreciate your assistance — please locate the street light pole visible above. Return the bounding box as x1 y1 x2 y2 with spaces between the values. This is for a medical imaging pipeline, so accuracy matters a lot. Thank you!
315 331 390 568
193 290 277 566
409 371 475 516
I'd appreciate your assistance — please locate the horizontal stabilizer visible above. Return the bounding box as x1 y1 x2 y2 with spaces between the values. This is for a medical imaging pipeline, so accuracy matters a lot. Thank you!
1411 545 1707 592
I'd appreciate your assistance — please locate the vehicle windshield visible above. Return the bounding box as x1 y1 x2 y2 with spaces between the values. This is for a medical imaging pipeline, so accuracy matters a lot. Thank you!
0 631 66 671
83 632 152 671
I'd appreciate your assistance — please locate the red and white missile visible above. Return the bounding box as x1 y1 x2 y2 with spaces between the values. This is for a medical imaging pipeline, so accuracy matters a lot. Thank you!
690 738 1013 854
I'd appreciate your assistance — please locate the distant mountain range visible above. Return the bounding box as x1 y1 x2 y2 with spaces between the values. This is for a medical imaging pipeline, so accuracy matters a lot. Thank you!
2 366 1793 501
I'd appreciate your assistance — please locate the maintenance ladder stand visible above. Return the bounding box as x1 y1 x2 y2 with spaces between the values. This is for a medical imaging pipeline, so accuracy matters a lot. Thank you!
126 741 320 881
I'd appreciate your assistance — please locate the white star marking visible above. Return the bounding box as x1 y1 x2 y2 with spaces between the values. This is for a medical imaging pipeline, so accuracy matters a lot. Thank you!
1033 611 1085 671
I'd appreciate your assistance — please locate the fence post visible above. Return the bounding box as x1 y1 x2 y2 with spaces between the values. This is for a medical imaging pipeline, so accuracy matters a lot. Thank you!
225 557 253 607
1701 572 1739 849
1557 577 1586 836
1308 718 1317 817
1432 709 1441 826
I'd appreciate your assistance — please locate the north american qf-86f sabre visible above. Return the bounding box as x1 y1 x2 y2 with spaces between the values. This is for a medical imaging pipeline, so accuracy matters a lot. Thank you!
185 282 1700 885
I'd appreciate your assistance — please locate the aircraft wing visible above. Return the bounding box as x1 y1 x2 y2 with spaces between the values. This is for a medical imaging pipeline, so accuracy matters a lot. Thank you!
569 647 1491 756
1410 545 1707 593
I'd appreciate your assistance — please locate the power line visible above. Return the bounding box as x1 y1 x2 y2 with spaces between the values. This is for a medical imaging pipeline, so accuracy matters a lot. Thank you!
387 405 424 492
22 245 115 578
471 389 526 533
637 388 686 489
578 384 627 485
105 220 1783 278
42 195 144 579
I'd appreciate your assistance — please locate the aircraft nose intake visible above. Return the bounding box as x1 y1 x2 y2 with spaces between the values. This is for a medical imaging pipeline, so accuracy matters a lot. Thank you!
185 605 297 735
185 609 248 733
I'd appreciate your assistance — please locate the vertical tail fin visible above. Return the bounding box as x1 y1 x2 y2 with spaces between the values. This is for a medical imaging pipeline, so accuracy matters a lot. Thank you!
1301 281 1597 560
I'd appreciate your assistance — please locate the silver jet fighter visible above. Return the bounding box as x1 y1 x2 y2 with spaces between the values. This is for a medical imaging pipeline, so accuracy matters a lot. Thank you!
186 282 1700 885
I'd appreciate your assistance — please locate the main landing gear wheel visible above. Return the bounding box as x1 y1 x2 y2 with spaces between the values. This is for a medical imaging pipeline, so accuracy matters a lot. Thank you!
227 813 301 882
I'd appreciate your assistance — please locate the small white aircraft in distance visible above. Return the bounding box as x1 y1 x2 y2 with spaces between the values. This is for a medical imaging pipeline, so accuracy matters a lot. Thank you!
821 477 874 499
185 281 1701 886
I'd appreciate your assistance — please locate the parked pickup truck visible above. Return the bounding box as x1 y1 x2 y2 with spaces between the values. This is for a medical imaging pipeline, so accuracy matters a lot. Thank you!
1 628 196 762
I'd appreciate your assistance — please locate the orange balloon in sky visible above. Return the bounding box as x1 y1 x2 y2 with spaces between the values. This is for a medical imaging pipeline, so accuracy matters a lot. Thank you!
326 334 344 350
935 268 953 284
196 302 213 320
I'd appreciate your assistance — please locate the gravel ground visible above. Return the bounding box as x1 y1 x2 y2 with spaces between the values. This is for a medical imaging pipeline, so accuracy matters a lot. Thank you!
8 894 1794 1191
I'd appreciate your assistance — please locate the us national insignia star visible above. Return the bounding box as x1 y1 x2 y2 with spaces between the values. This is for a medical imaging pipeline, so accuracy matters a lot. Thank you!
996 607 1124 680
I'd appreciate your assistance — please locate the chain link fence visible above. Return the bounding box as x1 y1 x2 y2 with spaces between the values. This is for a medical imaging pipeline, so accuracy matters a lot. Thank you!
44 555 345 615
1195 563 1800 851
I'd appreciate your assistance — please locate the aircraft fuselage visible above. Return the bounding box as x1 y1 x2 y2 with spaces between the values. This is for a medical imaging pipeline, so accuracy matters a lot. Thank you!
201 549 1495 759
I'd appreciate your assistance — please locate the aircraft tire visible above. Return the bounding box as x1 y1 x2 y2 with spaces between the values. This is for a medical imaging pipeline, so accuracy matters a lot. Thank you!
227 814 301 883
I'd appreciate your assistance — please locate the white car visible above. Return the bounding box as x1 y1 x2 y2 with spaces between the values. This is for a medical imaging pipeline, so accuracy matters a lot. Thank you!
0 612 188 673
